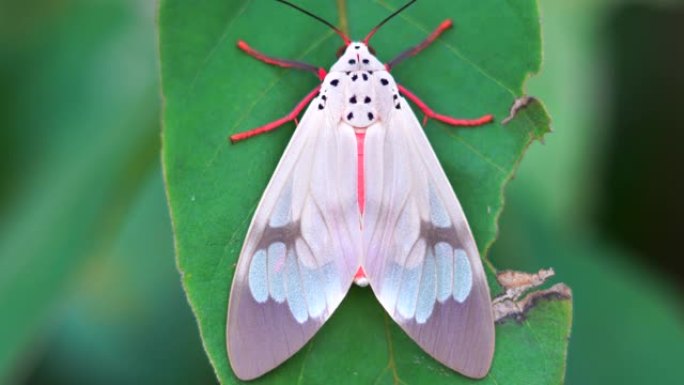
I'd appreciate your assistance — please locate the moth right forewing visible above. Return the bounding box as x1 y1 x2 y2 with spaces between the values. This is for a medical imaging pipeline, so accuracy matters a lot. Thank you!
363 83 495 379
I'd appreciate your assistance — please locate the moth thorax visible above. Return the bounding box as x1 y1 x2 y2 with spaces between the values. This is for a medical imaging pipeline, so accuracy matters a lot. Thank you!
343 70 378 128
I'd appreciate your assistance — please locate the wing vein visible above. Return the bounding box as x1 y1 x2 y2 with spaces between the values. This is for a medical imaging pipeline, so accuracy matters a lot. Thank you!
390 206 420 317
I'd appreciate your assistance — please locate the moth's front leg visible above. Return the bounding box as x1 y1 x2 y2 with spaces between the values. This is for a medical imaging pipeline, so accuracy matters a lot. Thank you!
237 40 327 80
398 84 494 127
386 19 453 70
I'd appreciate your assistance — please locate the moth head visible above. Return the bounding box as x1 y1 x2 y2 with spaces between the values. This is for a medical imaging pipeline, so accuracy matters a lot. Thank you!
330 42 385 73
329 0 416 73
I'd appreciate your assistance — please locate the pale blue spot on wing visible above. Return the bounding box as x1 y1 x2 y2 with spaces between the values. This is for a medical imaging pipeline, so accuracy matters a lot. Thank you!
248 249 268 303
296 237 338 316
269 180 292 228
321 262 343 307
453 249 472 302
300 263 326 319
415 251 437 324
267 242 287 303
285 248 308 323
434 242 453 303
381 263 402 311
429 185 451 228
396 266 420 320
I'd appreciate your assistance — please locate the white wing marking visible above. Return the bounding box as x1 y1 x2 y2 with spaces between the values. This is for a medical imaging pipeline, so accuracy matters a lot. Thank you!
284 247 307 323
415 249 437 324
453 249 472 302
299 256 326 318
429 184 451 228
267 242 287 303
396 264 420 320
248 249 268 303
434 242 453 302
269 179 292 227
322 262 343 309
380 261 401 313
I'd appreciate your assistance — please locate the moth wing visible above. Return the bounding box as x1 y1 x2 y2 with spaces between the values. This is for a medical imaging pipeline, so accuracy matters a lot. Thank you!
363 97 495 378
227 87 360 380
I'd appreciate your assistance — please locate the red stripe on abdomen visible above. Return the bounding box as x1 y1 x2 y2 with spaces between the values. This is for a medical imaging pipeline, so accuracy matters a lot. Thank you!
355 131 366 215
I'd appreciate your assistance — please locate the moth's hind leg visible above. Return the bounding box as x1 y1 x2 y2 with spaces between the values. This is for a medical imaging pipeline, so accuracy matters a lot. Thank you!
237 40 327 80
386 19 453 70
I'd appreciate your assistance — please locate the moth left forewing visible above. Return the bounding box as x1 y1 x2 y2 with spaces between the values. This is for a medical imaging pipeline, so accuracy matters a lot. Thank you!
363 84 494 379
228 75 361 380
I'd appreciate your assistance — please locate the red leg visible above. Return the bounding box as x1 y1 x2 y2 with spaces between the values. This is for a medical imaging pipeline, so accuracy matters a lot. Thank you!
230 86 321 143
398 84 494 127
386 19 453 70
238 40 327 80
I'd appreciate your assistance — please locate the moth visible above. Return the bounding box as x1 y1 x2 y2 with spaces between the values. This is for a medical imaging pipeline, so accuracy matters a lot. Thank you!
227 0 495 380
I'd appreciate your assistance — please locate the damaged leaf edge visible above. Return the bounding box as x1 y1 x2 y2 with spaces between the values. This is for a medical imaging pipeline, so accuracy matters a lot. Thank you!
493 268 573 324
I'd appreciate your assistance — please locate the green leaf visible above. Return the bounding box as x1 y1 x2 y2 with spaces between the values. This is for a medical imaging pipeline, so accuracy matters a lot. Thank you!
159 0 571 384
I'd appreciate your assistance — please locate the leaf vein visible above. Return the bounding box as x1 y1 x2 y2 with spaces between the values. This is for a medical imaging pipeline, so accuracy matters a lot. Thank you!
373 0 517 97
296 341 316 385
201 31 337 173
189 0 253 92
439 128 508 175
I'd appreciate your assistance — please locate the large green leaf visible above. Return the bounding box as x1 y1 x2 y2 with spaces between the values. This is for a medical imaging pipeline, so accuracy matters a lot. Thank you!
159 0 571 384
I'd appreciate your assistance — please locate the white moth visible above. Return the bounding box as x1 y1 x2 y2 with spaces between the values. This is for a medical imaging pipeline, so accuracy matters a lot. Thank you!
227 0 494 381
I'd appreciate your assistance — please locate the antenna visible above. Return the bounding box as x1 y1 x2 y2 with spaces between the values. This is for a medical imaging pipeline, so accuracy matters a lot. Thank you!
275 0 351 45
363 0 417 44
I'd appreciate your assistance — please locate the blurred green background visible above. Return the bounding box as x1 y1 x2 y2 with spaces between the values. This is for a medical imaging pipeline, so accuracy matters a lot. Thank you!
1 0 682 384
